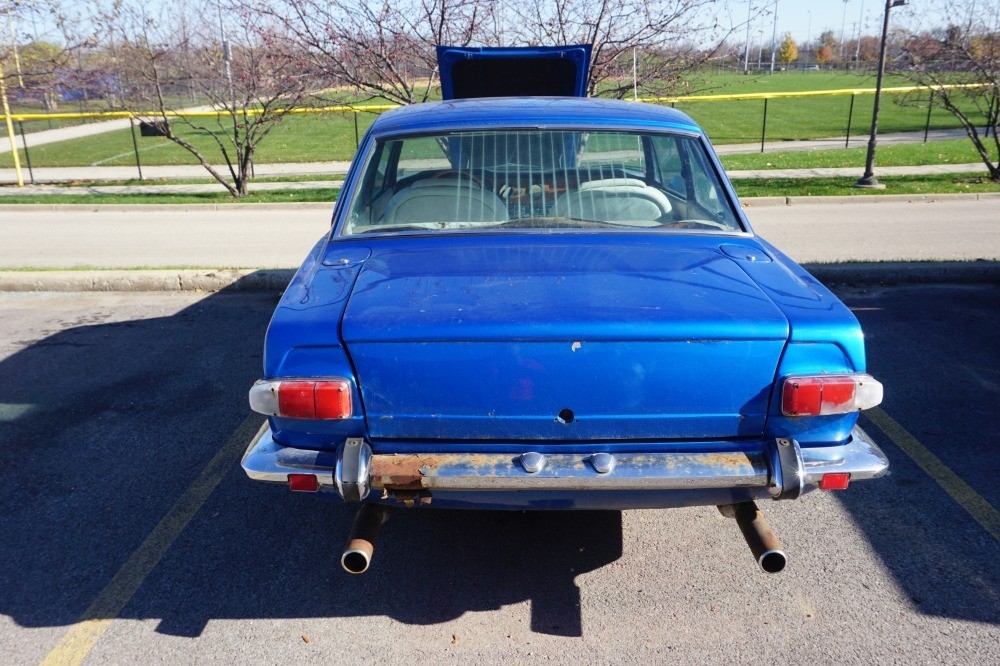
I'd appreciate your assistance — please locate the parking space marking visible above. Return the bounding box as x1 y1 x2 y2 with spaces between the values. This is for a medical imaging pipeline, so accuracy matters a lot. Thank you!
865 407 1000 541
40 416 266 666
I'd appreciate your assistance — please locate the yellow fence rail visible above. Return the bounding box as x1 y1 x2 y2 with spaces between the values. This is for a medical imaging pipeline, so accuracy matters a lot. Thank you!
1 83 988 122
0 81 992 187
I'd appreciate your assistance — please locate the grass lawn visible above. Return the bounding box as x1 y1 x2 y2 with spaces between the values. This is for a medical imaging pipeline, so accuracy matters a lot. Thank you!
2 71 990 170
721 139 998 170
0 111 378 170
732 172 999 198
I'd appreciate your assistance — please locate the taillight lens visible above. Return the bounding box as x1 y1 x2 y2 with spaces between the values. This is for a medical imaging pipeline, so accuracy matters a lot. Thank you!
249 379 352 419
781 374 882 416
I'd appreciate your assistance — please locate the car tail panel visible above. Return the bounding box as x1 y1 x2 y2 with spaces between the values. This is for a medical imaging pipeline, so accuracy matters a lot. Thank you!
341 236 790 441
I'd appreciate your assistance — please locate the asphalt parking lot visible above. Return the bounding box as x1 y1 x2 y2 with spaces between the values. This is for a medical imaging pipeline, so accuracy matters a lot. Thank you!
0 282 997 664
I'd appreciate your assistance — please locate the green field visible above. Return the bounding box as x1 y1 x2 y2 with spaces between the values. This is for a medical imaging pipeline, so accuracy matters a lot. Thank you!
0 71 991 172
732 172 999 197
720 139 997 170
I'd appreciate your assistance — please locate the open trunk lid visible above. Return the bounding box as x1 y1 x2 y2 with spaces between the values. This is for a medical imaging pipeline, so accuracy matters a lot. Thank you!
341 238 788 441
436 45 592 99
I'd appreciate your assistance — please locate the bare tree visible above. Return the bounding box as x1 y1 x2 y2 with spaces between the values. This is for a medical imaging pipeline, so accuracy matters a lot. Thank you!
100 0 316 196
897 1 999 181
260 0 747 103
257 0 486 105
507 0 740 98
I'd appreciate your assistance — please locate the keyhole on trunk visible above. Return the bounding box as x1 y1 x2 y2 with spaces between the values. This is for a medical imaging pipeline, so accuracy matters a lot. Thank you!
557 408 575 424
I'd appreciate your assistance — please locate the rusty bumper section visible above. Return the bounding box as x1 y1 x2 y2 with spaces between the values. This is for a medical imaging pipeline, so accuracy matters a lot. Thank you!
241 425 890 504
370 451 765 492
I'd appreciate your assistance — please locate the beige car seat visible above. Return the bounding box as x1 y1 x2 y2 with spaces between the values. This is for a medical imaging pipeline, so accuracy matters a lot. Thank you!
382 179 509 225
551 178 672 225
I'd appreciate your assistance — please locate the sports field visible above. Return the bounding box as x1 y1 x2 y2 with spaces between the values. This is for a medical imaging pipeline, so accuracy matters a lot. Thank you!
1 71 991 171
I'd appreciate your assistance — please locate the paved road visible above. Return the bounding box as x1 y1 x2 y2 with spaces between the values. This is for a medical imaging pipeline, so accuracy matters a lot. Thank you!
0 285 996 664
0 199 998 269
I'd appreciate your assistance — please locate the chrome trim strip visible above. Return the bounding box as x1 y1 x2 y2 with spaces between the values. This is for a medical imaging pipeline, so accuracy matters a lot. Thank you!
240 425 889 497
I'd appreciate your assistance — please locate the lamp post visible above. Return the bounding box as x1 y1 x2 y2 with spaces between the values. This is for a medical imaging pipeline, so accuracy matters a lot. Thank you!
855 0 866 63
768 0 778 74
743 0 753 74
855 0 906 189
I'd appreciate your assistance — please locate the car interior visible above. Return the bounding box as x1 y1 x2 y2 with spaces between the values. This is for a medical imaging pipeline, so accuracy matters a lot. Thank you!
345 130 741 234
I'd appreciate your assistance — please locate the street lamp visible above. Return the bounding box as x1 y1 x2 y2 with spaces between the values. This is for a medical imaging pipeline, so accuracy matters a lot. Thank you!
855 0 906 189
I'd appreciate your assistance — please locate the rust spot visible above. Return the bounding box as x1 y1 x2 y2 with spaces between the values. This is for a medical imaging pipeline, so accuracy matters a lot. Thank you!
695 452 756 469
370 453 510 489
382 489 433 506
370 454 430 490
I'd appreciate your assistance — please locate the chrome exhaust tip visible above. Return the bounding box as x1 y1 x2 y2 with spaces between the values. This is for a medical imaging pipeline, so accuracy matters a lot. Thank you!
341 547 372 574
341 503 389 575
757 549 787 574
720 501 787 574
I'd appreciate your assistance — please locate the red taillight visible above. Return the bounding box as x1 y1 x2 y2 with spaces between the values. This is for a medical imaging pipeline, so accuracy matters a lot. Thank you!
249 378 352 419
819 472 851 490
781 374 882 416
288 473 319 492
314 381 352 419
278 381 319 418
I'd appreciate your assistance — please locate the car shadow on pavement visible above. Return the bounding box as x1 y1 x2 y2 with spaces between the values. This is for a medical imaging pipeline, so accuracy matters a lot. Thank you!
2 278 996 643
0 276 621 640
149 491 623 637
834 283 1000 625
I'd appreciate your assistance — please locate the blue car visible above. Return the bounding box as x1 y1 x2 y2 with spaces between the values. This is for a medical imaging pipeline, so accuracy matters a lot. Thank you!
242 46 888 575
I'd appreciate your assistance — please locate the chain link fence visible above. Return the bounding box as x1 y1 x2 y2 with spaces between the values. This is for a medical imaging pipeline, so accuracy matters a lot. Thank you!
0 85 993 186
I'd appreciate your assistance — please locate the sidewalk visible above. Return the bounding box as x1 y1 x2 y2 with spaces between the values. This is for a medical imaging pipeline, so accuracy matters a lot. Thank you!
0 180 344 197
0 104 221 154
711 128 973 155
0 161 988 197
726 162 987 180
0 128 981 184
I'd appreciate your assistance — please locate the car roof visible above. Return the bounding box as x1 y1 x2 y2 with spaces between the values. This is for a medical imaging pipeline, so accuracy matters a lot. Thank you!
369 97 703 137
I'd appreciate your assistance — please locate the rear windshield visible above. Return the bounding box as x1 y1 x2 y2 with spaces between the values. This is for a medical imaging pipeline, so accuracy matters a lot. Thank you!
343 129 742 235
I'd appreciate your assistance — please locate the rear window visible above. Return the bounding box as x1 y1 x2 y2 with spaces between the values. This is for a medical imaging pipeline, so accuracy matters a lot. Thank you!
343 129 741 235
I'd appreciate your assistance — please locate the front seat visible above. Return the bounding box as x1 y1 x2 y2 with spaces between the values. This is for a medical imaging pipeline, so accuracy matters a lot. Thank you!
382 179 509 225
551 178 672 225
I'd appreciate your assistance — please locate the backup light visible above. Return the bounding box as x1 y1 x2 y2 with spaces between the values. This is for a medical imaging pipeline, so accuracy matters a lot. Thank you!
781 374 882 417
249 379 352 419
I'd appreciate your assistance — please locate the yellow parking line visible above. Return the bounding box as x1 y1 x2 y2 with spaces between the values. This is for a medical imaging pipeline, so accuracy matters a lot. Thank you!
865 407 1000 541
40 416 265 666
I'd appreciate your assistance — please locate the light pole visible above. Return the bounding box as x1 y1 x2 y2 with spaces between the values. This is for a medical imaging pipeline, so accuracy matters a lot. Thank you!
855 0 906 188
805 10 812 67
743 1 753 74
840 0 849 61
768 0 778 74
855 0 866 63
215 0 234 100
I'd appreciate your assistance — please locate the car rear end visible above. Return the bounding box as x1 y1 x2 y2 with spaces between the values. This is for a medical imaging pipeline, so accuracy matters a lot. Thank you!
241 99 889 573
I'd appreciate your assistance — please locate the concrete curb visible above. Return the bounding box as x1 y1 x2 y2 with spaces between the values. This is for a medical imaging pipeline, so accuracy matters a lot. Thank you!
1 263 997 293
0 269 295 292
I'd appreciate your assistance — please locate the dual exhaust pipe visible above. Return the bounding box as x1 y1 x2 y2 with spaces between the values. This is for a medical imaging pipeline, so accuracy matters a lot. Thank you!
339 500 786 575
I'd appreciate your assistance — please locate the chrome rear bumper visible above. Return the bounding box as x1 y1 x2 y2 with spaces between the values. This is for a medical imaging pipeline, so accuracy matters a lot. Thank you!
242 426 889 501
